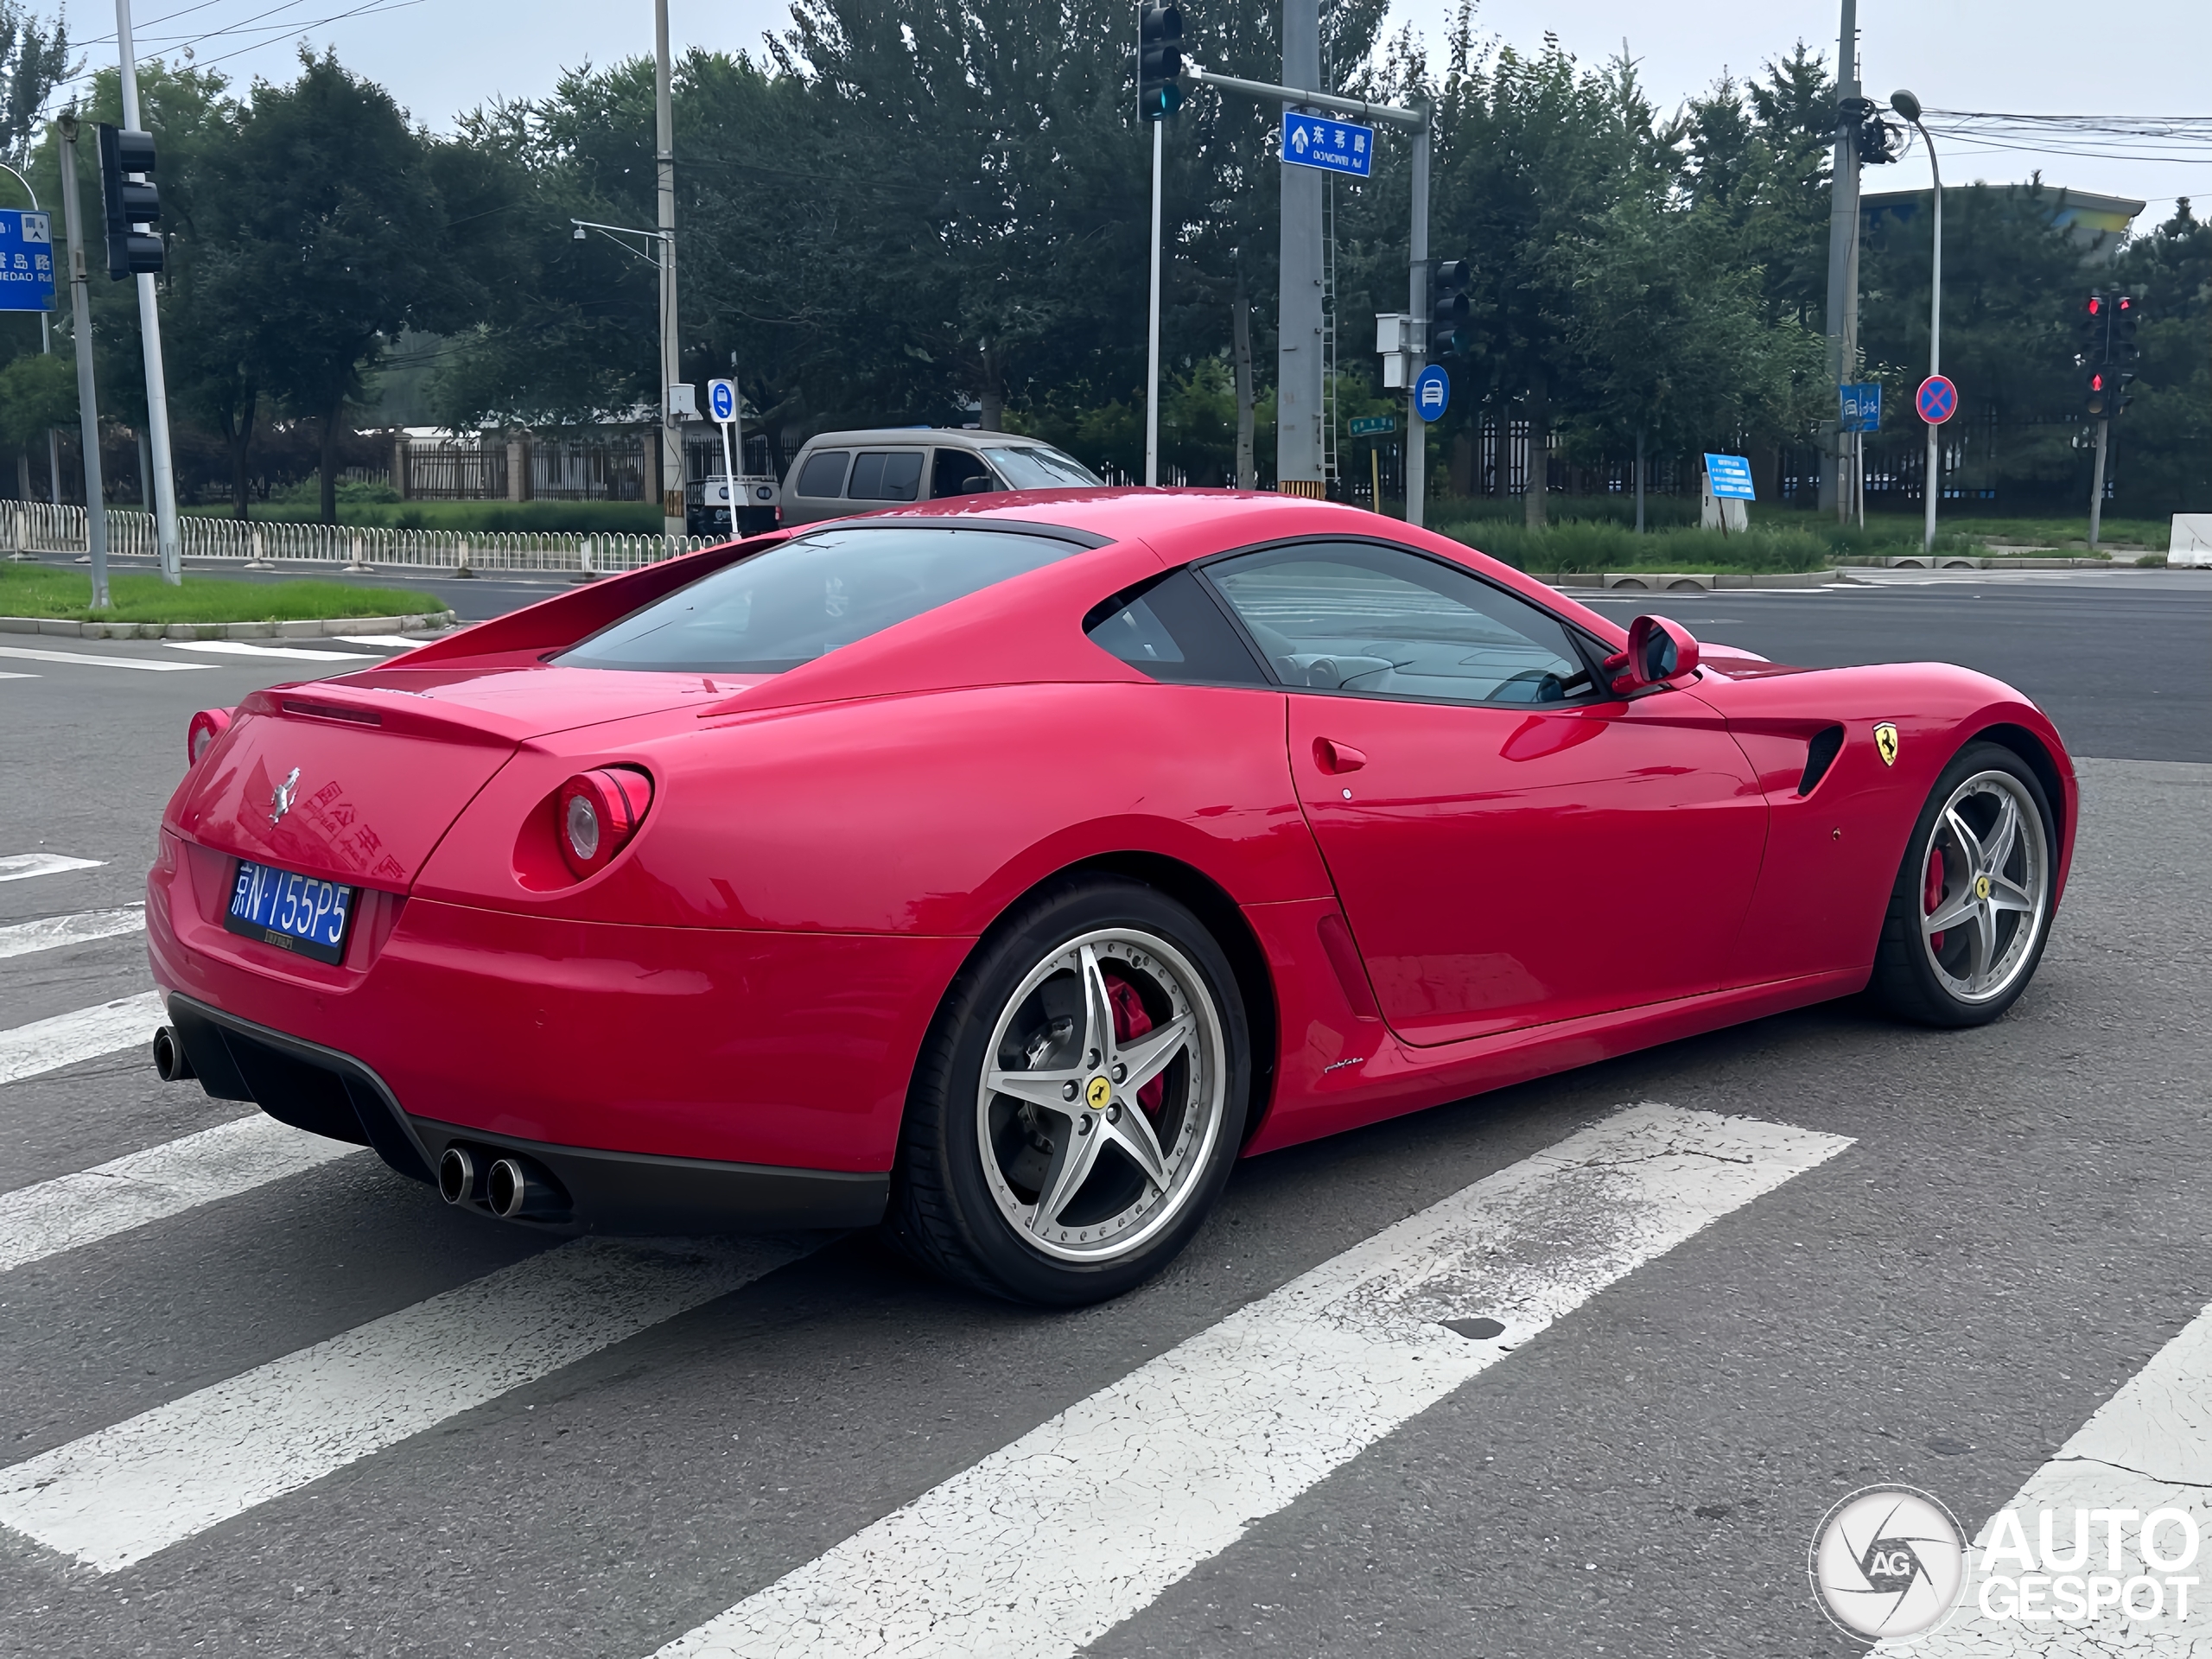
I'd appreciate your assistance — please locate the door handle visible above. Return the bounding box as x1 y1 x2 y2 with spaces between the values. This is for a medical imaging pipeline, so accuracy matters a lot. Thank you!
1313 738 1367 774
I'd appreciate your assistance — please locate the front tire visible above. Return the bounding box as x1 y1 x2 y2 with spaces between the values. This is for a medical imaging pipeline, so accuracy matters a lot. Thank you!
885 874 1250 1306
1871 741 2056 1027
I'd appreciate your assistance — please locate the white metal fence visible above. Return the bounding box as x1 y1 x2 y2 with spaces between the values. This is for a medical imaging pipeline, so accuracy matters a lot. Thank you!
0 502 720 576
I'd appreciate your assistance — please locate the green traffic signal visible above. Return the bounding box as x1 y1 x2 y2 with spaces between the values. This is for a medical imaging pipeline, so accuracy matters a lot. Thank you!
1137 2 1184 124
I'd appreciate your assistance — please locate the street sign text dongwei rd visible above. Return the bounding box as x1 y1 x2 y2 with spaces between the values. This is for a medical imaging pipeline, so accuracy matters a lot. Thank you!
1281 111 1374 177
0 210 54 312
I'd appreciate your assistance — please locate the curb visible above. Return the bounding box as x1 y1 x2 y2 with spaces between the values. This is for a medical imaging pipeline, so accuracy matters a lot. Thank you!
1546 570 1839 592
1832 555 2119 570
0 610 460 640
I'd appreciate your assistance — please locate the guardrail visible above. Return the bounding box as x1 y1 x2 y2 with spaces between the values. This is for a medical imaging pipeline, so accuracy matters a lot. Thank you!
0 502 721 576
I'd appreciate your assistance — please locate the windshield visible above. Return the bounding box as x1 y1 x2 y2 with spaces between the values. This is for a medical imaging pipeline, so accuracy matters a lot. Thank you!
986 445 1103 490
555 525 1088 675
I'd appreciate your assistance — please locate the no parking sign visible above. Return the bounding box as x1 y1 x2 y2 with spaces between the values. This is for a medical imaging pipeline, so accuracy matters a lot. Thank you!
1916 375 1957 425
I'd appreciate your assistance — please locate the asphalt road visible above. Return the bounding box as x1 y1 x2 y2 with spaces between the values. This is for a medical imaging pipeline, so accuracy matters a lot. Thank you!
1 572 2208 1658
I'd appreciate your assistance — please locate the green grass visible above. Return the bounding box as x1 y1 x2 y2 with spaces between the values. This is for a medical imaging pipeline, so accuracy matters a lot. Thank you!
181 499 663 534
1441 521 1857 575
1 563 431 623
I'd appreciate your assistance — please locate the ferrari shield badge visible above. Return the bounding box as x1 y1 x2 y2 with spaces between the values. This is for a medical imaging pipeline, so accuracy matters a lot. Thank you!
1872 723 1900 767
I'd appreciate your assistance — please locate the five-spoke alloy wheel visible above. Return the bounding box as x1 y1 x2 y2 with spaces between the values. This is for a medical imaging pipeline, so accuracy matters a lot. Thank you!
1873 741 2058 1027
887 876 1249 1305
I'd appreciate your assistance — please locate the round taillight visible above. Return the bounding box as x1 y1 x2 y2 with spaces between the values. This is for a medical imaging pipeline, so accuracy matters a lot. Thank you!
188 708 232 766
555 767 653 879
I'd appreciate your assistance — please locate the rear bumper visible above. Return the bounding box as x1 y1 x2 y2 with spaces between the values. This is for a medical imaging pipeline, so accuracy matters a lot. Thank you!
166 995 889 1233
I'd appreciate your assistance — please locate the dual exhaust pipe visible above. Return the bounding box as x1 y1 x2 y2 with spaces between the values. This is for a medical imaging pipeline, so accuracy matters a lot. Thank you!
439 1144 569 1222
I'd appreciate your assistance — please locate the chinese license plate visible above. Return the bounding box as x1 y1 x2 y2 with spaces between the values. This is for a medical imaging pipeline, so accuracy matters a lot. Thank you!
224 860 356 964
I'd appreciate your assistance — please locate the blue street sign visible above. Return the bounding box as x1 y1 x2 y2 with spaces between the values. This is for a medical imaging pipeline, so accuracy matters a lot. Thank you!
706 378 738 423
0 210 54 312
1281 111 1375 178
1412 364 1450 423
1840 382 1881 433
1703 453 1757 500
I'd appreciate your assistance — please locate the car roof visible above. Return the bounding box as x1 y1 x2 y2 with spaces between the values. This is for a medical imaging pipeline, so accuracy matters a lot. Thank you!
797 429 1058 450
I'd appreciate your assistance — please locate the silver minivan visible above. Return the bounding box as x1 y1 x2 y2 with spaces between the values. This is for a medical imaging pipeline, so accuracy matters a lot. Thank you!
778 429 1104 527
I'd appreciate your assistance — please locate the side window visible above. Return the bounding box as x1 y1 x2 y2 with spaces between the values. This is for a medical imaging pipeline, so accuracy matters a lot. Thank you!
794 450 849 498
848 450 925 501
931 448 997 499
1084 568 1271 688
1205 542 1596 705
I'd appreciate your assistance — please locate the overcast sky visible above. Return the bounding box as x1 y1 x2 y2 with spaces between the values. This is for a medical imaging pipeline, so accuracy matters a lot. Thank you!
81 0 2212 226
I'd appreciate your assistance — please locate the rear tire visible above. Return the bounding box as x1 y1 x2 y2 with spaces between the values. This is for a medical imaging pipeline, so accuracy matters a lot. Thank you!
885 874 1249 1306
1871 741 2056 1027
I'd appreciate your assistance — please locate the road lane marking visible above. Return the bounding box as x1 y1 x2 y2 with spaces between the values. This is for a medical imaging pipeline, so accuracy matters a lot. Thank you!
0 1233 827 1571
0 906 146 961
0 854 105 883
1901 1298 2212 1656
653 1103 1853 1659
0 1113 359 1274
329 635 422 649
0 991 168 1086
162 640 380 661
0 647 211 671
0 670 35 678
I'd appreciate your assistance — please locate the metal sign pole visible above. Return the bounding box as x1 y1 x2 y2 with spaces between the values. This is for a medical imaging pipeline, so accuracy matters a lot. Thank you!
1405 102 1430 530
57 116 107 609
653 0 683 540
1145 119 1162 488
114 0 181 584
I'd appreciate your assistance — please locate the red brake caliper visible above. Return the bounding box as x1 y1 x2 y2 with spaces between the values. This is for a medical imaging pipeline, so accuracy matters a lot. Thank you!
1103 973 1167 1117
1923 843 1947 952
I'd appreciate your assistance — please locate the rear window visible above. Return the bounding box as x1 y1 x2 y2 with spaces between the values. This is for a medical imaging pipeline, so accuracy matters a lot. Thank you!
555 525 1089 675
795 450 849 497
986 446 1102 489
848 450 925 501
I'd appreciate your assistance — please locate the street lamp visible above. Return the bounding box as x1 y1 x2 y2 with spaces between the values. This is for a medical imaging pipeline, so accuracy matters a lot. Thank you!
1891 89 1942 554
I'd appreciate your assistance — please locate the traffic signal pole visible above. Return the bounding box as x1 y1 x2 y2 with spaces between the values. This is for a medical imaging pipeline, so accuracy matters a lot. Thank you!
1145 120 1162 486
2088 419 2109 551
114 0 181 583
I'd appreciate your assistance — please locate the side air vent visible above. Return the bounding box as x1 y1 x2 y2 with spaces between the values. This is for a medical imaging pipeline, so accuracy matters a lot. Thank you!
1797 726 1845 796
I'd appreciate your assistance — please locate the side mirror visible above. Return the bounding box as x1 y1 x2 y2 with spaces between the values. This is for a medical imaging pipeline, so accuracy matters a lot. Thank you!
1604 614 1701 695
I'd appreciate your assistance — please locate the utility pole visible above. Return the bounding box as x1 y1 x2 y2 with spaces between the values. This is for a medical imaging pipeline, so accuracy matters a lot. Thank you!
1145 120 1163 486
653 0 684 540
1820 0 1859 518
113 0 180 583
1276 0 1324 497
57 115 108 609
1404 104 1429 529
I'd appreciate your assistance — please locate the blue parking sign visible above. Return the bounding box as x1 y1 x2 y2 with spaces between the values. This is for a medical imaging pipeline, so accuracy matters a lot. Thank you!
706 378 738 423
0 210 54 312
1412 364 1450 423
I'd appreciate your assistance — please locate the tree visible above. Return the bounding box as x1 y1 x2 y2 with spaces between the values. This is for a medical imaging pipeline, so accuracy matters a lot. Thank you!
2111 200 2212 513
208 52 448 522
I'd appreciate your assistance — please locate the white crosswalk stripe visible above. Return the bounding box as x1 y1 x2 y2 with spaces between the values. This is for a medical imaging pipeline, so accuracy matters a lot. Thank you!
0 1232 827 1572
162 640 381 661
329 634 422 649
0 646 211 671
0 905 145 960
1898 1299 2212 1656
0 1112 359 1274
652 1103 1852 1659
0 852 105 882
0 990 168 1086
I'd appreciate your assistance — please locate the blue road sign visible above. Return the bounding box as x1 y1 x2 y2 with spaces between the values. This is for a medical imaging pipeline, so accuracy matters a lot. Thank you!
1412 364 1450 423
1281 111 1375 178
1840 382 1881 433
0 210 54 312
1703 453 1757 500
706 378 739 423
1916 374 1957 425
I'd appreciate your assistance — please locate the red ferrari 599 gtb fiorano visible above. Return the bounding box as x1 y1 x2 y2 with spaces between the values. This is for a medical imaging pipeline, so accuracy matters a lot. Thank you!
149 491 2075 1304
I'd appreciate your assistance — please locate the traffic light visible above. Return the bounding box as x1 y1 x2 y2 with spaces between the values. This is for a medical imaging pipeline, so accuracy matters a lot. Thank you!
2086 367 2118 417
98 124 162 279
1838 97 1898 166
1429 259 1470 354
2110 293 2139 362
1137 3 1184 122
2077 292 2109 367
2113 370 2137 415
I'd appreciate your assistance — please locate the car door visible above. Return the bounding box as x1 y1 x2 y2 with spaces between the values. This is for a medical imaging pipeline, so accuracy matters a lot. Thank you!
1202 540 1769 1046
